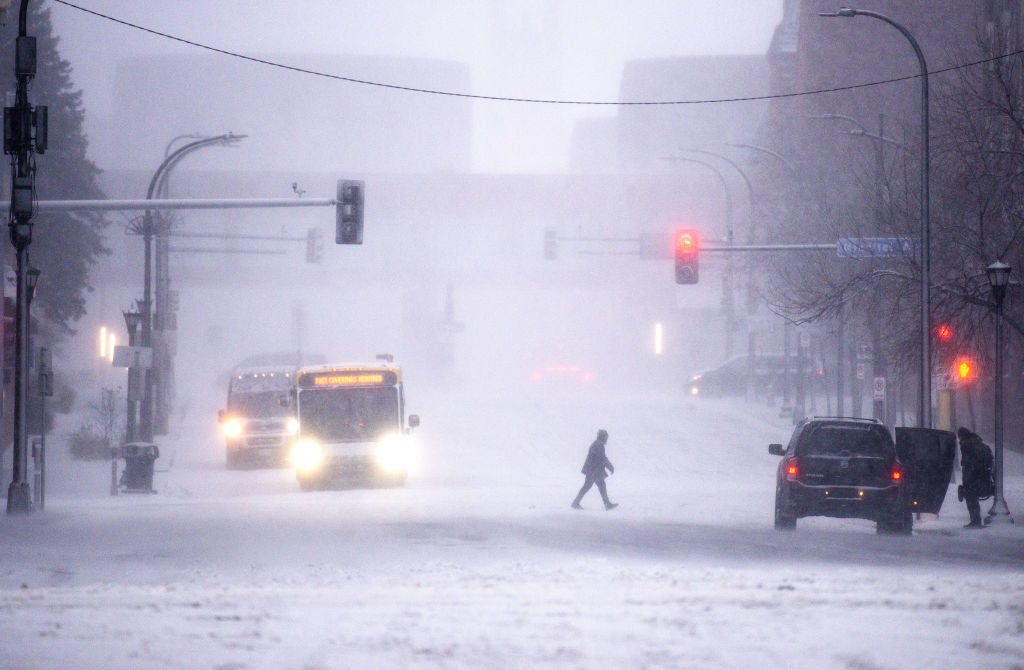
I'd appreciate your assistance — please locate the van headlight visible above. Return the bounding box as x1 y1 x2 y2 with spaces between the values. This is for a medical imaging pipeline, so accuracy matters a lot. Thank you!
222 417 243 439
375 433 414 473
292 439 324 472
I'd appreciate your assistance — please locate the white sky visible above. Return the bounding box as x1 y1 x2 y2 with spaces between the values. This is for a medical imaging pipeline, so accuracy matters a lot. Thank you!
48 1 784 171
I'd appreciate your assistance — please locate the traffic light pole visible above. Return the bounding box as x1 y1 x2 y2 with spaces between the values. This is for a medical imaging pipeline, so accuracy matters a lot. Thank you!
5 0 45 514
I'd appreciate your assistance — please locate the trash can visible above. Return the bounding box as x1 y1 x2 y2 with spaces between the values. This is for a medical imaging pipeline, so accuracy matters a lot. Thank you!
120 442 159 493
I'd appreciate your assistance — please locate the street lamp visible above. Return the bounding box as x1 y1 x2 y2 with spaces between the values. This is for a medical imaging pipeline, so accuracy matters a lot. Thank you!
820 7 932 429
661 154 737 359
985 260 1013 523
728 143 799 413
134 132 245 441
122 307 142 443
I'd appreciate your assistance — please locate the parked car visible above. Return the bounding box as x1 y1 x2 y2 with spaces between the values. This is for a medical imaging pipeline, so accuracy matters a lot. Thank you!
768 417 954 534
687 353 824 397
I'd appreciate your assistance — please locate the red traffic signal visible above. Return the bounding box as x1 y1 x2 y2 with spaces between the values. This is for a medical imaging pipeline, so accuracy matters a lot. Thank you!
936 323 953 343
674 229 699 284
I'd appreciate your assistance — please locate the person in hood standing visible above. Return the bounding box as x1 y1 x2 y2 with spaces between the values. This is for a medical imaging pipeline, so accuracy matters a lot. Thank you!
572 429 618 510
957 427 994 528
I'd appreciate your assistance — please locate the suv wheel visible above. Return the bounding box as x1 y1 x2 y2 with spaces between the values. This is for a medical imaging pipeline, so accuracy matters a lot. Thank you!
876 507 913 535
774 492 796 530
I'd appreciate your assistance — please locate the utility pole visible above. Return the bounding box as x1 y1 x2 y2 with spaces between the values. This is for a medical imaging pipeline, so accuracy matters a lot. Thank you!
4 0 47 513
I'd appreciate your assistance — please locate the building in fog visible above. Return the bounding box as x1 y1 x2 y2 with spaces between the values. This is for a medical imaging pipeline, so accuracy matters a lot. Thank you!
617 54 770 173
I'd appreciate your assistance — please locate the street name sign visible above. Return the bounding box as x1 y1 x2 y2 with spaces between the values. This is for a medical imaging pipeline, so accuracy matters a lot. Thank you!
837 237 916 258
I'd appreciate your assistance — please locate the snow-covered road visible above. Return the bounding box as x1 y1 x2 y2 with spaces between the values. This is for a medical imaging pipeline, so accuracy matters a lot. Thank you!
1 388 1022 669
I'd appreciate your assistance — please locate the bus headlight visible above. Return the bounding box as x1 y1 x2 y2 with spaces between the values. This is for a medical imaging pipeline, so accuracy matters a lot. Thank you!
222 417 243 439
375 433 414 473
286 417 299 436
292 439 324 472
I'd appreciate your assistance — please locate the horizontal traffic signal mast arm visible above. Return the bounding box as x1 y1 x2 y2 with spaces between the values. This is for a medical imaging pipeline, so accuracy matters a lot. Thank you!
700 244 837 252
0 197 337 211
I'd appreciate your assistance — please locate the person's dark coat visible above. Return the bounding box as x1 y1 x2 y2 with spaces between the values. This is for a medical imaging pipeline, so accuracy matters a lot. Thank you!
958 427 994 499
581 429 614 480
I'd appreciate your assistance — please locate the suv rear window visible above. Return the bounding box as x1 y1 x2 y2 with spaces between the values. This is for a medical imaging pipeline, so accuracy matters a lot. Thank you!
798 424 892 458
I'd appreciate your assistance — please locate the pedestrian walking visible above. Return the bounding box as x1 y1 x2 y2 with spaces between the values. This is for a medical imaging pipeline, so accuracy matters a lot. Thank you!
572 429 618 510
957 426 995 528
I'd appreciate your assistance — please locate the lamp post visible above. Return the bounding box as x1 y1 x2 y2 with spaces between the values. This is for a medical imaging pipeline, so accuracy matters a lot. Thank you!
135 132 245 441
122 308 142 443
811 112 902 421
661 154 737 358
820 7 932 429
728 143 799 413
692 148 765 397
985 261 1013 523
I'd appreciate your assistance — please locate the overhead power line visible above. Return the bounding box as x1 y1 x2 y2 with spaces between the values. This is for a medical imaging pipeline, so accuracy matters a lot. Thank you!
55 0 1024 106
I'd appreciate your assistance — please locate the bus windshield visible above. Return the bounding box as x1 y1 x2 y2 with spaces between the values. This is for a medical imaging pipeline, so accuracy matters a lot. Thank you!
299 387 399 442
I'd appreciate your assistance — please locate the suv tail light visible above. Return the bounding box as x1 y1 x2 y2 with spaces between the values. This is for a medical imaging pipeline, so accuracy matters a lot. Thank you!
785 458 799 481
891 463 904 483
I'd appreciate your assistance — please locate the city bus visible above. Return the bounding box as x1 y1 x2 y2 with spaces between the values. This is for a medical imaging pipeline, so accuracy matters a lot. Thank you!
289 356 419 490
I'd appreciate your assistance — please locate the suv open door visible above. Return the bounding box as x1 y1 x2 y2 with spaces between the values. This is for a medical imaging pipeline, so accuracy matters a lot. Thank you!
895 427 957 514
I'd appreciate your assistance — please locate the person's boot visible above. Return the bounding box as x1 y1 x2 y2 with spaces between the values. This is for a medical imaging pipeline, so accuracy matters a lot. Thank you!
604 502 618 510
571 500 583 510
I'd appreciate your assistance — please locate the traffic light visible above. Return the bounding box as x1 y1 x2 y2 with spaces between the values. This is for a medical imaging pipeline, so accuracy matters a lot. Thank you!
544 228 558 260
306 227 323 263
336 179 364 245
674 229 699 284
936 323 953 343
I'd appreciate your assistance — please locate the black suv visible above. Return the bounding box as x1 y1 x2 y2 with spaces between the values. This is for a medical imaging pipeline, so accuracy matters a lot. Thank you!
769 418 955 534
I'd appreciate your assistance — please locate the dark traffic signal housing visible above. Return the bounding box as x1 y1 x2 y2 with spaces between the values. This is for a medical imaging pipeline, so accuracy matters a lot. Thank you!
544 228 558 260
674 229 699 284
306 227 323 263
336 179 364 244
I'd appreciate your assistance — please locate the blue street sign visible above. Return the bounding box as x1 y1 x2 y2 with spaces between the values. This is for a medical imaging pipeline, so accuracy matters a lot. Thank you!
837 237 917 258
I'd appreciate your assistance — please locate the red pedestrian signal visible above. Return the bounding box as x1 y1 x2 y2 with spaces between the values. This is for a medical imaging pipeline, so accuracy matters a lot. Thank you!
954 356 976 384
674 229 699 284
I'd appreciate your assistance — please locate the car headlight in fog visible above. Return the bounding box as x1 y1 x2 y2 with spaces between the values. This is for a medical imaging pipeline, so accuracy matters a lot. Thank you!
375 433 415 473
292 439 324 472
286 417 299 436
222 417 243 439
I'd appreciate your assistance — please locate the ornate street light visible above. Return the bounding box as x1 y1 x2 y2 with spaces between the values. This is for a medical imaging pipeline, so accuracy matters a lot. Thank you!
985 261 1013 523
